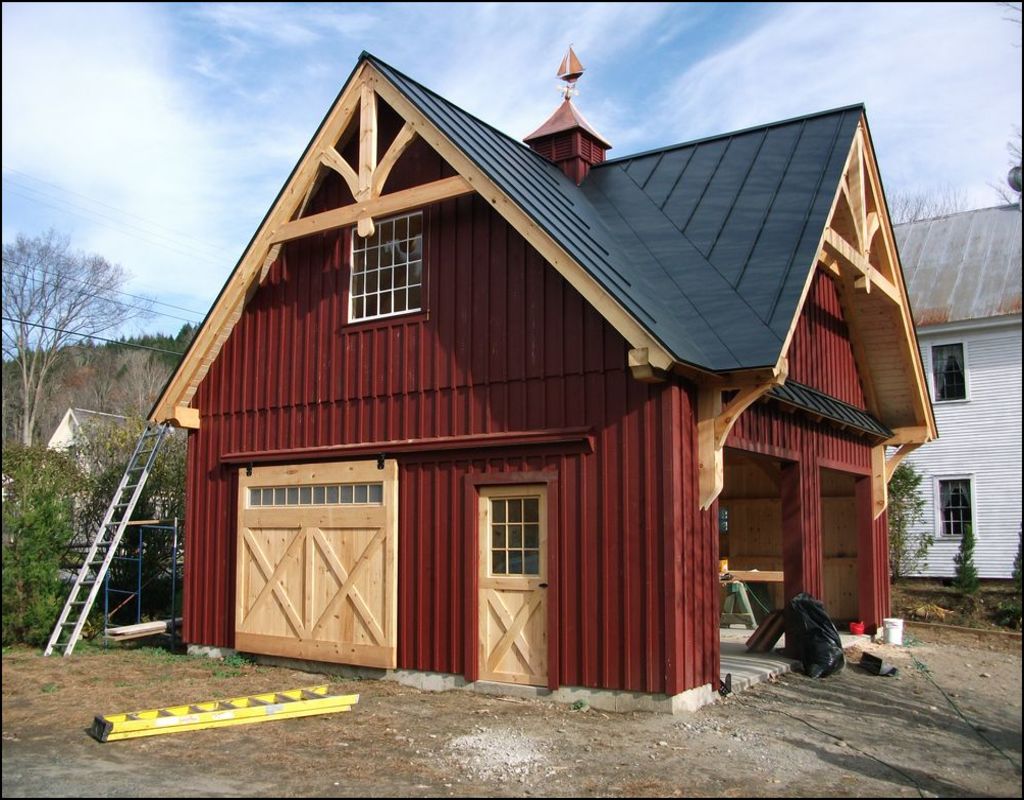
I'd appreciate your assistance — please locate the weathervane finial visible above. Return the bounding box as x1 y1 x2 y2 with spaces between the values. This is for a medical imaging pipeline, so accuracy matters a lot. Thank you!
557 45 585 100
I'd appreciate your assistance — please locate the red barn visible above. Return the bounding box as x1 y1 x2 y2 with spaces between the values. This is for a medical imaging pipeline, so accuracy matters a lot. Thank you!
151 51 935 709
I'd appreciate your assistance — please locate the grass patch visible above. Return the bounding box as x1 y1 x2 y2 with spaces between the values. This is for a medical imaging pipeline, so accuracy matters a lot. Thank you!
41 683 59 694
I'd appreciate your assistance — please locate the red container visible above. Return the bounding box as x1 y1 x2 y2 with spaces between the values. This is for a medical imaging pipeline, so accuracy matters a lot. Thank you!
849 621 866 635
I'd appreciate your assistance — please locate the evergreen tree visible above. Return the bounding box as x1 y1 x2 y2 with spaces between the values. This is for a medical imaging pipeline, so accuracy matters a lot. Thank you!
1013 526 1022 596
952 523 981 595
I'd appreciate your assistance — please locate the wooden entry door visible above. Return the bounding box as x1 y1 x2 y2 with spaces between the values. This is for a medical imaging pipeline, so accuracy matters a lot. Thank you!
478 486 548 686
235 460 397 668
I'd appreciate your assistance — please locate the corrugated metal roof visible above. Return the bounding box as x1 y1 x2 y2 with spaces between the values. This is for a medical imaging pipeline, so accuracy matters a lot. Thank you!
895 205 1022 326
366 53 861 373
770 382 892 439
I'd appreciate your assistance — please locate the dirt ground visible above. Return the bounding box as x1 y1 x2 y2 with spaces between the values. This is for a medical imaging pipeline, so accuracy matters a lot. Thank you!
891 580 1021 631
2 630 1021 798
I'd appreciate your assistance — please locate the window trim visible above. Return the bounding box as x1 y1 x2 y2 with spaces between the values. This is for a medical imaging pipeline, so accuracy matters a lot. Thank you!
347 210 425 325
933 474 975 539
929 340 970 404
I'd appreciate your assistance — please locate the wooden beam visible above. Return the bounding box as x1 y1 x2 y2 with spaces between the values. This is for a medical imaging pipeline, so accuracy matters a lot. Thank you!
698 377 780 509
169 406 200 430
823 229 900 304
150 65 369 424
271 176 473 245
319 148 359 200
698 386 723 511
372 122 417 197
358 83 377 199
885 442 921 482
714 381 775 449
628 347 667 383
871 444 887 519
885 425 931 445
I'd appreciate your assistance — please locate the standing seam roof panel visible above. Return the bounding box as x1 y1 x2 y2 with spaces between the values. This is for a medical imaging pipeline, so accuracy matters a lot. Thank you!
365 53 863 373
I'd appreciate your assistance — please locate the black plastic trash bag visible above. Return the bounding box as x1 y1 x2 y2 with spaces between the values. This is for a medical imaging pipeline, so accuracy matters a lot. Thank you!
785 593 845 678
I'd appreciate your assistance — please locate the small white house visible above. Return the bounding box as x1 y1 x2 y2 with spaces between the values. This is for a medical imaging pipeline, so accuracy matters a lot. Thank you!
47 408 128 452
895 204 1022 579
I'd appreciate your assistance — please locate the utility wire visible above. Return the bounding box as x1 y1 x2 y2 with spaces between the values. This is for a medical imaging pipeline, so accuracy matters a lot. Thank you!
1 167 230 256
2 176 226 262
2 256 209 318
3 264 202 326
2 184 226 266
2 316 185 357
911 654 1020 771
745 700 929 790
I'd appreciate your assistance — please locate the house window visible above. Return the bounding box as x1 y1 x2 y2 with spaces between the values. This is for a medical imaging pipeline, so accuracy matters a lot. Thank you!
489 496 542 576
938 478 972 537
349 212 423 322
932 343 966 401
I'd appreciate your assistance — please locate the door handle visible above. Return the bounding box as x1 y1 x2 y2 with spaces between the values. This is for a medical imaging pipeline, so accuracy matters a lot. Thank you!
538 583 549 589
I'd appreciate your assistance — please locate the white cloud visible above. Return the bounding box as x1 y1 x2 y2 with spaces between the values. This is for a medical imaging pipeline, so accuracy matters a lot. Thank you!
2 3 239 309
3 1 1019 340
657 3 1022 207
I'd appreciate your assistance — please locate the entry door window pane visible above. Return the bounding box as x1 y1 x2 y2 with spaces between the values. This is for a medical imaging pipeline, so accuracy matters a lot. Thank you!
489 496 541 576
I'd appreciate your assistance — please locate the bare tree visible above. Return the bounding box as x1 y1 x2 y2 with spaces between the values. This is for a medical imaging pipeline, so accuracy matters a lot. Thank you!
2 230 147 445
886 185 968 224
992 126 1022 205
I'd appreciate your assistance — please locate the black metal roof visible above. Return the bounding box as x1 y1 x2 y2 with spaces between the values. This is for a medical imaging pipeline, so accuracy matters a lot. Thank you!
769 382 893 439
365 53 862 373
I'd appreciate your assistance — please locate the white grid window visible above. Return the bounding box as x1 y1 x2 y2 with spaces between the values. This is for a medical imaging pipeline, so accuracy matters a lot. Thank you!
248 483 383 507
938 478 972 537
350 212 423 322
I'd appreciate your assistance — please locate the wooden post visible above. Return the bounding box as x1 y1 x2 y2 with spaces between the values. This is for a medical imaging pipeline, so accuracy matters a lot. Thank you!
780 460 803 658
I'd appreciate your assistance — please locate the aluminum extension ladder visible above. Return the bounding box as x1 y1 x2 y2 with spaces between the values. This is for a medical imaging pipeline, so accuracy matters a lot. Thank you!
44 422 170 656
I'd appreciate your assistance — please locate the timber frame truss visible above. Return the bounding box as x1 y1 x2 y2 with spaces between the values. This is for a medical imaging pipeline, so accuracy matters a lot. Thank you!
150 60 675 427
694 119 936 514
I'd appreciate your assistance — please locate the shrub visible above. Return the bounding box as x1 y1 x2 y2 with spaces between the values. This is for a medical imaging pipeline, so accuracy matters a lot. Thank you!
952 524 981 596
1013 526 1022 596
888 462 929 580
2 446 85 646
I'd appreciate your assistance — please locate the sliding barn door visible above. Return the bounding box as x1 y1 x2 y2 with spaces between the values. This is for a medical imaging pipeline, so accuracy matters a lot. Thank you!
236 460 397 668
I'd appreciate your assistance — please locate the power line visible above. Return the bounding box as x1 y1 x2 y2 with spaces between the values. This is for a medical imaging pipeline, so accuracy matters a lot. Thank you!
2 175 227 262
1 166 230 256
2 316 186 357
2 183 227 267
2 256 209 318
3 264 202 326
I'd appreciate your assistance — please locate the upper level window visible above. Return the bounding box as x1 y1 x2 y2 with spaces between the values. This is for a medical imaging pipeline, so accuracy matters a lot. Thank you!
938 478 972 537
349 212 423 322
932 343 966 402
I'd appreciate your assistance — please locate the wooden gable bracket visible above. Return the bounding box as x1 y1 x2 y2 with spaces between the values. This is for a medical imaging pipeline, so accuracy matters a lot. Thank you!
697 358 788 509
870 426 930 519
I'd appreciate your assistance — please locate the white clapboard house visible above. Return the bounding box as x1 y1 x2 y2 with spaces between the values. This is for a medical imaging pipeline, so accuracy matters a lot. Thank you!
895 204 1022 578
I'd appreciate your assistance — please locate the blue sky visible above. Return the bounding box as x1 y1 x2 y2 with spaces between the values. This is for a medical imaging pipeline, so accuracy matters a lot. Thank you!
3 2 1021 338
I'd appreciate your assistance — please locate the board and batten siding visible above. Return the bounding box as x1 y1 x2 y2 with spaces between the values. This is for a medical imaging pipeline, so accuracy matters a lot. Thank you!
182 140 720 697
902 316 1022 578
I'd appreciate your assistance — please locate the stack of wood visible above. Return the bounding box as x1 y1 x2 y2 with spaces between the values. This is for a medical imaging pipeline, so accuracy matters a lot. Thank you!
909 604 953 622
104 618 182 642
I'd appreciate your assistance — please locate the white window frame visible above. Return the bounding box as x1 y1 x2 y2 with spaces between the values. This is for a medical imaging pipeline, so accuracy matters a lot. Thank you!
933 474 975 539
928 340 970 404
348 211 424 324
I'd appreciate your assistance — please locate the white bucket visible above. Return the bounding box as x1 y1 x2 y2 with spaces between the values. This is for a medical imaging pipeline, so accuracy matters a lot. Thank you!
882 617 904 646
